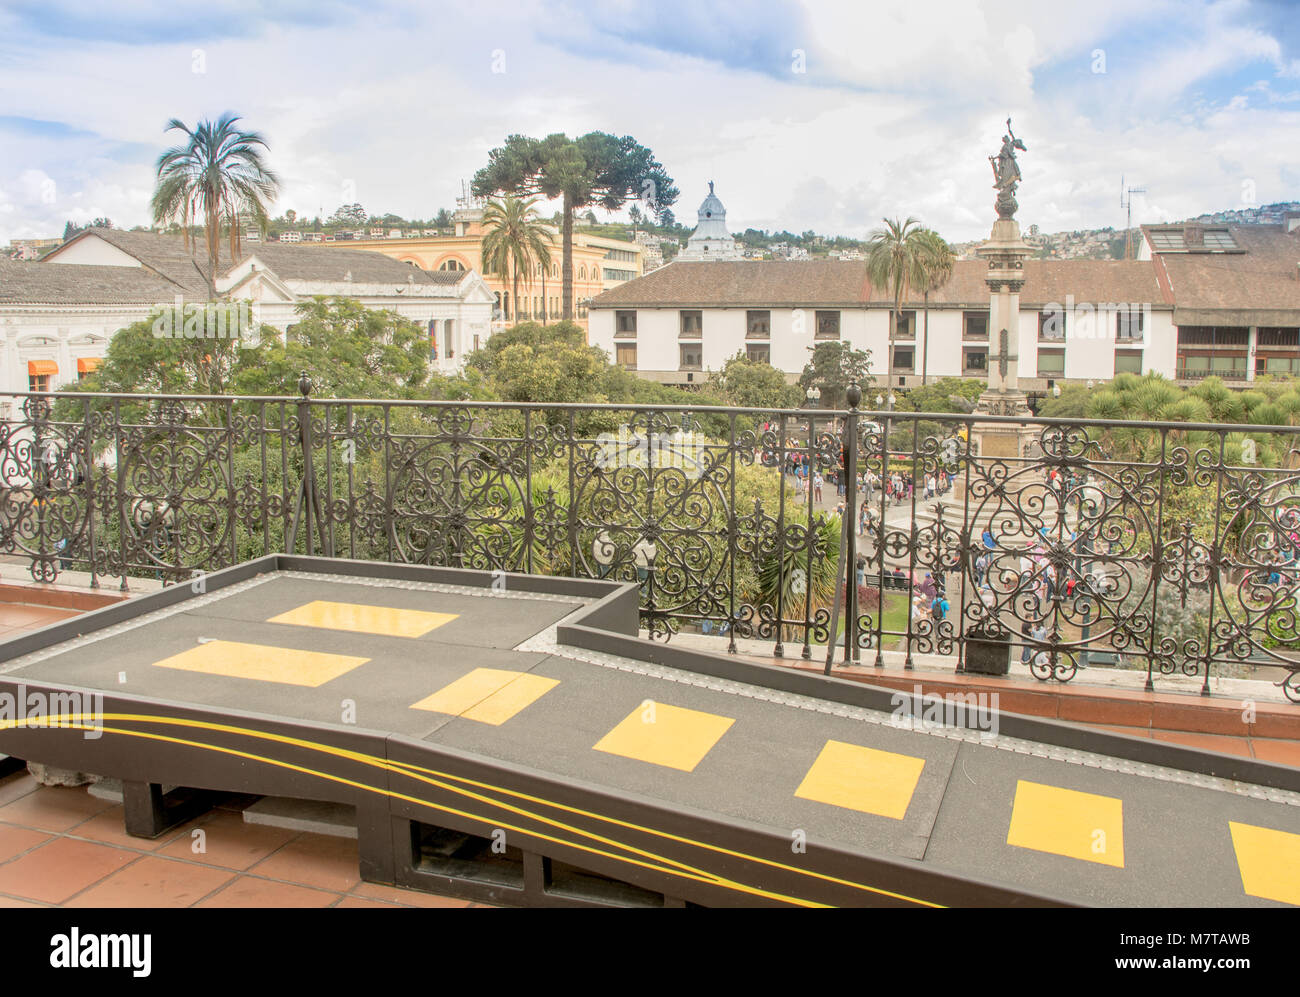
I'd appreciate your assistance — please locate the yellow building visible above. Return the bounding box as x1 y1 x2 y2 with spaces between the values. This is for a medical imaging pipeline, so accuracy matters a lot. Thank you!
328 198 642 330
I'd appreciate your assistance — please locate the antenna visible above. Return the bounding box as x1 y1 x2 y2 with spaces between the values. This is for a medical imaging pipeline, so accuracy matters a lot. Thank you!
1121 180 1147 259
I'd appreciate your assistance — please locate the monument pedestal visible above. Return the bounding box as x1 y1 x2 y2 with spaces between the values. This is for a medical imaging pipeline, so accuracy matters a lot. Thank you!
970 388 1037 461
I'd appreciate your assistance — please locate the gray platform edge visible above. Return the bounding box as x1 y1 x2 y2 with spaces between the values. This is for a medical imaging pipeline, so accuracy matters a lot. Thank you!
555 623 1300 795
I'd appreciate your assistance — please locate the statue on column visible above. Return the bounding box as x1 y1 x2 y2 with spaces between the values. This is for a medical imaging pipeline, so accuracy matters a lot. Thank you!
989 119 1027 220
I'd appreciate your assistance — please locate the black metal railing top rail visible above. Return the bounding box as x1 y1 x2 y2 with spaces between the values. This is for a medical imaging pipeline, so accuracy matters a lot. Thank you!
2 385 1299 704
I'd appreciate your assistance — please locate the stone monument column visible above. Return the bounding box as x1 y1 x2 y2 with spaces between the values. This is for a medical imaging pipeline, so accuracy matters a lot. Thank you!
970 120 1037 461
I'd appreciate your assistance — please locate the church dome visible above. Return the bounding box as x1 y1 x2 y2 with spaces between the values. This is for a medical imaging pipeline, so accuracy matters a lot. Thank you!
677 181 742 262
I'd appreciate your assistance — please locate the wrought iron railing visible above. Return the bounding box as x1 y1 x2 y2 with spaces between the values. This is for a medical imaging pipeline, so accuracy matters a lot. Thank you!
2 385 1298 702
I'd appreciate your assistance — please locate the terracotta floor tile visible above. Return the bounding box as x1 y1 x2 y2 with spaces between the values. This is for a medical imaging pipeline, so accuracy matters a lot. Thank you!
0 823 51 862
248 833 361 893
1085 724 1152 738
0 837 137 903
0 784 114 832
66 806 175 851
1151 731 1254 757
1249 738 1300 768
64 855 234 908
335 895 405 908
156 810 297 870
0 605 77 627
351 881 475 907
196 875 340 908
1058 695 1153 727
0 894 47 907
0 773 39 808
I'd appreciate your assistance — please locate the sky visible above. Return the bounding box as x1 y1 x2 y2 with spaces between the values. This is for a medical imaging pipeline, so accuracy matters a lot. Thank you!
1 0 1298 247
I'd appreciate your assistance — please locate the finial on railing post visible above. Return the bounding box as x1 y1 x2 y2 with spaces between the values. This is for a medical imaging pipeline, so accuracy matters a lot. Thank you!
298 371 313 398
846 381 862 410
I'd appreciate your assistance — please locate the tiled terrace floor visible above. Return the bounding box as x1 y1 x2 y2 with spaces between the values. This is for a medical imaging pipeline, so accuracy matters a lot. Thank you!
0 772 492 908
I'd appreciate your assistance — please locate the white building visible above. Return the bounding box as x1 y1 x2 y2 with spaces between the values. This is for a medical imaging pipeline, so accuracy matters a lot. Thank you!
280 231 302 243
675 182 742 262
589 258 1181 391
0 227 496 401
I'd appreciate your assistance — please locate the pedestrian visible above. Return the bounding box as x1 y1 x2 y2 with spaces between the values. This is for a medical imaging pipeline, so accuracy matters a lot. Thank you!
813 471 823 503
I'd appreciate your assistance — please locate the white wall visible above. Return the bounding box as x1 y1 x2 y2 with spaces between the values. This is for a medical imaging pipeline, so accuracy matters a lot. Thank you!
46 238 141 268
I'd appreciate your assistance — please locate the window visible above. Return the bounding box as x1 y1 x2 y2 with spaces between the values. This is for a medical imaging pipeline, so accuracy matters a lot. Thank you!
1261 356 1300 376
615 311 637 337
679 310 703 338
27 359 56 391
438 258 465 271
746 343 771 364
892 346 914 371
963 349 987 372
746 310 771 338
1114 349 1143 375
963 312 989 339
604 268 636 282
1037 349 1065 376
814 310 840 340
76 357 102 381
616 343 637 369
1116 308 1144 340
896 310 916 339
579 266 587 280
680 343 703 370
1039 310 1065 341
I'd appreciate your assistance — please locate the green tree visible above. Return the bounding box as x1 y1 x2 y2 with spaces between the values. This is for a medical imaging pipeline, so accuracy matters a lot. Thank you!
479 196 555 324
865 217 930 378
472 132 678 320
798 342 873 410
151 114 280 299
232 297 430 398
53 303 276 424
710 353 803 410
465 320 586 373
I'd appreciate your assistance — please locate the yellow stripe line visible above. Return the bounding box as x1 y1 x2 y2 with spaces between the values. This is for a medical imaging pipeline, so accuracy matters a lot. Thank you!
1 714 941 907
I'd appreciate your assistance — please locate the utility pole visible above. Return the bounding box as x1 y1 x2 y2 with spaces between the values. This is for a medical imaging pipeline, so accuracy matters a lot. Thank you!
1121 177 1147 259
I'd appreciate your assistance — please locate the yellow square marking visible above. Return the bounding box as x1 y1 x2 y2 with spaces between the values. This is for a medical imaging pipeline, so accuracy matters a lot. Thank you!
152 640 368 688
410 668 558 726
794 741 925 820
593 701 734 772
268 600 458 638
1230 821 1300 906
1006 779 1125 868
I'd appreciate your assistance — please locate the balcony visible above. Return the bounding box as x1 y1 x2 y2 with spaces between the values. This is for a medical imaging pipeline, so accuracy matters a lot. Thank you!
2 389 1298 705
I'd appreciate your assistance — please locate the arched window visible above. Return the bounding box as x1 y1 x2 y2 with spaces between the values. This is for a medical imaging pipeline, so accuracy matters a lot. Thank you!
438 258 465 272
579 265 587 280
552 264 559 278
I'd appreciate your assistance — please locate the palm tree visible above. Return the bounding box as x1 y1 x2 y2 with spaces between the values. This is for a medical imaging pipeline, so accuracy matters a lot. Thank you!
480 197 555 324
915 229 955 386
865 218 931 384
151 114 280 299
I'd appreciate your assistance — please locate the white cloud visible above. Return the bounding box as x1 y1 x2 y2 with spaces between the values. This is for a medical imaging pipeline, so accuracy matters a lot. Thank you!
0 0 1297 248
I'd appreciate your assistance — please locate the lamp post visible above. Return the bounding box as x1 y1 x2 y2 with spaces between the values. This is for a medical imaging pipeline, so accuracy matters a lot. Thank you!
804 386 821 502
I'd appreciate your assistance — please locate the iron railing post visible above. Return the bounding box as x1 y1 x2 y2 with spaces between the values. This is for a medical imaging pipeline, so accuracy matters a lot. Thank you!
844 384 861 664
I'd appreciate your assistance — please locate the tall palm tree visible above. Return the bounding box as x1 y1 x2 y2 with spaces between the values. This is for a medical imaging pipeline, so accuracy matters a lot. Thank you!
480 197 555 324
151 114 280 299
915 229 955 386
865 218 930 383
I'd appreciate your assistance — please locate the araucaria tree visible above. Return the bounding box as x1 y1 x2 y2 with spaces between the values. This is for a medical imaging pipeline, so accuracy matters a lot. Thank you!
472 132 678 320
151 113 280 299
